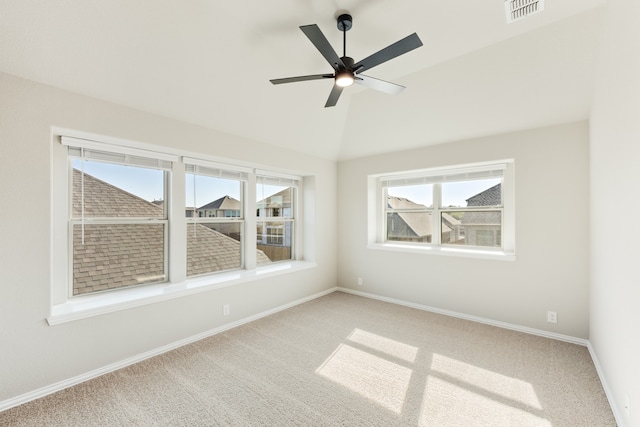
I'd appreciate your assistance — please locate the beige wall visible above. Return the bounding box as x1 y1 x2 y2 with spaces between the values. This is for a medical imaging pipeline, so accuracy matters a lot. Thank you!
0 72 337 402
590 0 640 425
338 122 590 338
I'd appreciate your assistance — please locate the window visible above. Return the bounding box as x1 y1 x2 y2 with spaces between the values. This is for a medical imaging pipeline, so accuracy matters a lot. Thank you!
64 139 173 296
439 178 502 248
52 134 307 319
372 161 514 257
385 183 434 243
256 174 298 264
185 160 248 277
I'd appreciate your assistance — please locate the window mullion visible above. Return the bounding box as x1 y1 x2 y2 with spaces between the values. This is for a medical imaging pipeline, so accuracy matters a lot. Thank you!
245 174 257 270
382 186 389 242
169 163 186 284
433 183 442 246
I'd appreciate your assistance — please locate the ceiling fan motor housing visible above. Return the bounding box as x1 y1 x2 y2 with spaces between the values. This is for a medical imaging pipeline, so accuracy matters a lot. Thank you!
340 56 355 71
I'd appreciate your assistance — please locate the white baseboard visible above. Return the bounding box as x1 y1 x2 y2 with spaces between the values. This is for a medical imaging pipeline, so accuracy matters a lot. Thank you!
336 287 589 346
587 342 626 427
0 287 338 413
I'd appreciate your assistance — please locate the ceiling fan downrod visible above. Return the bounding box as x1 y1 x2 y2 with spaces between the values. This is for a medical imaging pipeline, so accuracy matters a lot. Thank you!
337 14 352 61
334 13 355 87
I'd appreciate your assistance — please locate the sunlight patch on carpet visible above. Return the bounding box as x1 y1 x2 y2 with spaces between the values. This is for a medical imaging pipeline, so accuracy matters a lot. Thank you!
419 376 551 427
316 329 416 414
430 353 542 410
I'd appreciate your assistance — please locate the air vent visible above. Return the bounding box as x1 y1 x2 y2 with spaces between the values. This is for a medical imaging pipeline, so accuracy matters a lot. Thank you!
505 0 544 23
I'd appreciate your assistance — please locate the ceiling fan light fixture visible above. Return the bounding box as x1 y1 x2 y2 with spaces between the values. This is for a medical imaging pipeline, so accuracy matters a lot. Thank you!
335 71 354 87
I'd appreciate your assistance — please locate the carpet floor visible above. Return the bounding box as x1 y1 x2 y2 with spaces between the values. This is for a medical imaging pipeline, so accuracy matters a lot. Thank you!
0 291 616 426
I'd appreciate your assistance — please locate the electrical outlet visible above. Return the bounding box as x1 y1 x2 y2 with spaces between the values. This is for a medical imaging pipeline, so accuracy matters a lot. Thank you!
223 304 230 316
357 277 363 286
547 311 557 324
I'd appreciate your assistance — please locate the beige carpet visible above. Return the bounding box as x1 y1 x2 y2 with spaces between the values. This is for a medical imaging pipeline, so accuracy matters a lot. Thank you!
0 292 616 426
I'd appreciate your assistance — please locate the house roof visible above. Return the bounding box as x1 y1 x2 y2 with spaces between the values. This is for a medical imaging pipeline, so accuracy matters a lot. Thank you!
462 183 502 225
198 195 240 211
466 183 501 207
387 196 429 211
72 169 269 295
387 196 452 238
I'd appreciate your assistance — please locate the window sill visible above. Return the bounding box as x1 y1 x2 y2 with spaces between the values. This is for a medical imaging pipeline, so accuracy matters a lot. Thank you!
367 243 516 261
47 261 317 326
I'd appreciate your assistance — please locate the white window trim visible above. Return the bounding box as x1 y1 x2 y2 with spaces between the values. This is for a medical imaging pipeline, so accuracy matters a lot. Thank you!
50 129 311 325
368 160 516 261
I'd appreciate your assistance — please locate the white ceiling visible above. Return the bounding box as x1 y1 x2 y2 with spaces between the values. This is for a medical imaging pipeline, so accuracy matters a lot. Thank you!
0 0 606 160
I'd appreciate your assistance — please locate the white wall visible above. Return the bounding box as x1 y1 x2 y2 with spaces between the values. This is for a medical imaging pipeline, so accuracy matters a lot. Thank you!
590 0 640 425
0 72 337 403
338 122 590 338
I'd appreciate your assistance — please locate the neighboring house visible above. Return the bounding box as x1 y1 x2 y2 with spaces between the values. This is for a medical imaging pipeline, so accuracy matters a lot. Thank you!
193 195 242 241
196 195 241 218
72 170 269 295
256 188 292 247
386 196 457 243
187 187 295 262
386 183 501 246
460 183 502 247
256 188 293 262
256 188 291 219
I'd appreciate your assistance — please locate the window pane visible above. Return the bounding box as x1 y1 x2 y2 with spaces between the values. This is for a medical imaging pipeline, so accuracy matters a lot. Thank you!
386 212 433 243
186 174 242 218
387 184 432 209
257 221 292 263
73 224 165 295
442 179 501 208
257 184 293 218
441 211 502 248
72 161 165 218
187 223 242 276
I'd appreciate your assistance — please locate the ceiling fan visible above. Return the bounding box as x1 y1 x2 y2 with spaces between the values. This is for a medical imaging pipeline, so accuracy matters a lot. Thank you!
270 13 423 108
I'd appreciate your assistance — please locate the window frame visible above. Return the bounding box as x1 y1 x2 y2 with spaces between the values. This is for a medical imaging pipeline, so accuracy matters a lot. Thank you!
64 139 174 297
256 173 299 264
50 130 311 325
370 160 515 260
184 160 249 277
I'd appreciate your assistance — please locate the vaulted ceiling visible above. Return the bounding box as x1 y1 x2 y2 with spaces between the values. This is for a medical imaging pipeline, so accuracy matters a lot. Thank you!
0 0 606 160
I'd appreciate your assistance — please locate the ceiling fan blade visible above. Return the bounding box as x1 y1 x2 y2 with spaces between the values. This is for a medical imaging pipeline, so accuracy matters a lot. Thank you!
324 84 344 108
300 24 346 70
355 74 405 95
352 33 423 74
270 74 334 85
